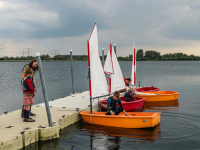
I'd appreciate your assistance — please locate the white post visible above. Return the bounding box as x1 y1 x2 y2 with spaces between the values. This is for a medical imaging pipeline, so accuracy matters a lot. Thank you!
102 48 104 66
70 50 75 94
36 53 53 127
114 44 117 57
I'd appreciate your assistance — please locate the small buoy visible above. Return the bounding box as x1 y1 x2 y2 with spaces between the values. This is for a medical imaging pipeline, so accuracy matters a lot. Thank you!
173 64 174 66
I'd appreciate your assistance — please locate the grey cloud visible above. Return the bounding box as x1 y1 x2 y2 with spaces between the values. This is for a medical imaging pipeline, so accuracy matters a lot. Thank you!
1 0 200 57
0 0 109 39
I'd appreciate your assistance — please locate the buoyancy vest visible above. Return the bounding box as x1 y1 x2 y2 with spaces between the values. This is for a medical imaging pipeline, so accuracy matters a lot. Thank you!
21 76 32 91
124 91 132 98
125 82 129 86
22 64 35 88
108 97 119 110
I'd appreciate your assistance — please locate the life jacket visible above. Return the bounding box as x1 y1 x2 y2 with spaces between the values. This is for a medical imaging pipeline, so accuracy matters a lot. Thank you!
21 76 32 91
22 64 35 88
124 91 133 98
125 82 129 86
108 97 119 110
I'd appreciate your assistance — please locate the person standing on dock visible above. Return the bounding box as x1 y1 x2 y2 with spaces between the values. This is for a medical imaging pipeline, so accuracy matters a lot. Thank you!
21 59 38 117
105 91 128 116
22 69 35 122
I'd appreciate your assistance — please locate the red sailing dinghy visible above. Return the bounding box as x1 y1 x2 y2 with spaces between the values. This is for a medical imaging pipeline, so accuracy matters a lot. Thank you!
99 43 145 112
136 86 160 92
100 97 145 112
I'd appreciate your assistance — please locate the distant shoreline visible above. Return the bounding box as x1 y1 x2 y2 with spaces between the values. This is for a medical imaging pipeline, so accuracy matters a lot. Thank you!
1 60 200 62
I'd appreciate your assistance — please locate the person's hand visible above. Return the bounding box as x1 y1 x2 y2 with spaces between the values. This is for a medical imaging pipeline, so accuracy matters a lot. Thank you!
124 112 129 116
34 88 37 92
129 86 133 91
111 112 115 115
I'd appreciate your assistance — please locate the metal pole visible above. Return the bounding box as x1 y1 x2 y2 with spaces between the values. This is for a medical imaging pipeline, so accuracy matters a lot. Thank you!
70 50 75 94
114 44 117 57
36 53 53 127
102 48 104 66
88 67 92 114
90 97 92 113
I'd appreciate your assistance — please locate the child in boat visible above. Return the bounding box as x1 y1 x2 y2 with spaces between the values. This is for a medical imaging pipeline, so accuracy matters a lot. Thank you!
124 78 131 86
22 69 35 122
124 90 136 102
105 91 128 116
120 78 135 93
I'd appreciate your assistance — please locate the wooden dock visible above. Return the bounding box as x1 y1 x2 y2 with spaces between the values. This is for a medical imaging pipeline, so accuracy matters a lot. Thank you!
0 91 107 150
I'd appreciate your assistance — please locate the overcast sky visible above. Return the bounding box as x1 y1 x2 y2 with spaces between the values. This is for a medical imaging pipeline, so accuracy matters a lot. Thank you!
0 0 200 57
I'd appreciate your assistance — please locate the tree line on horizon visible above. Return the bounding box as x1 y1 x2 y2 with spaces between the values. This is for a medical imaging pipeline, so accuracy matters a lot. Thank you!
0 49 199 61
118 49 200 61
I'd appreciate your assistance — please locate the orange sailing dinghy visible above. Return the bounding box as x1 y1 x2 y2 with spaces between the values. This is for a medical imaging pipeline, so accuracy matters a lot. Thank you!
79 23 161 128
80 111 161 128
136 91 179 102
129 37 179 102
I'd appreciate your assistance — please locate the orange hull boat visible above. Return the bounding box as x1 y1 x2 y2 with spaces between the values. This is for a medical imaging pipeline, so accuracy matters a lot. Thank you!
80 111 161 128
136 91 179 102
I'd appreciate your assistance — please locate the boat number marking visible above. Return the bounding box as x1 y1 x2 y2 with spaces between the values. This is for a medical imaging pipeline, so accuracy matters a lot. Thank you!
100 103 107 108
142 119 146 122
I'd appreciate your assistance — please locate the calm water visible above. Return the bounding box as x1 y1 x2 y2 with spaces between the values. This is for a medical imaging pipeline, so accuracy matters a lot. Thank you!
1 61 200 150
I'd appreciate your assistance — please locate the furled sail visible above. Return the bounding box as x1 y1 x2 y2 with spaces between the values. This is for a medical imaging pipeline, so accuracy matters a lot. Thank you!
104 43 125 94
131 36 136 86
88 23 109 98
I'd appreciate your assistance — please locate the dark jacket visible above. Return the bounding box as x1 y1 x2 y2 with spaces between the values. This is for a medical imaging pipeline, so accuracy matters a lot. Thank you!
107 97 124 113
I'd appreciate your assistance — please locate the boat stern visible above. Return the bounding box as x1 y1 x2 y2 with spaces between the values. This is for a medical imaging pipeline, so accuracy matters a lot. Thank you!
152 112 161 127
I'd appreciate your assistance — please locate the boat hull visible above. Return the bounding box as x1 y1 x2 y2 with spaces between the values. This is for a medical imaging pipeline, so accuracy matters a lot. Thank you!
80 111 161 128
99 97 145 112
136 91 179 102
136 87 159 92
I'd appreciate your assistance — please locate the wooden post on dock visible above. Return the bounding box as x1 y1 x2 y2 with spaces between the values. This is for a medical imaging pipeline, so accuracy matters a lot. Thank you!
70 50 75 94
36 53 53 127
102 48 104 67
114 44 117 57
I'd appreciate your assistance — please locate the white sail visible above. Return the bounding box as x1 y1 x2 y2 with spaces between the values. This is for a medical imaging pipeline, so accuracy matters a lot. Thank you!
88 24 109 98
104 43 125 94
131 36 136 86
104 46 114 74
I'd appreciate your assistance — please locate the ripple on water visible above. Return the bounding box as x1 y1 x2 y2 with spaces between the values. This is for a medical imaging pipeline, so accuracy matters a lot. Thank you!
161 112 200 140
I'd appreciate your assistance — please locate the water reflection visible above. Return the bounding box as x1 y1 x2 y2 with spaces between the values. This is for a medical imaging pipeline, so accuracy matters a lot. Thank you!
20 139 60 150
144 100 179 111
82 123 161 144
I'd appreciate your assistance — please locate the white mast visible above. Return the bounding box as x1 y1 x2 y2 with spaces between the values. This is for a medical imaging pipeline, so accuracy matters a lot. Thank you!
104 43 125 94
131 36 136 86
